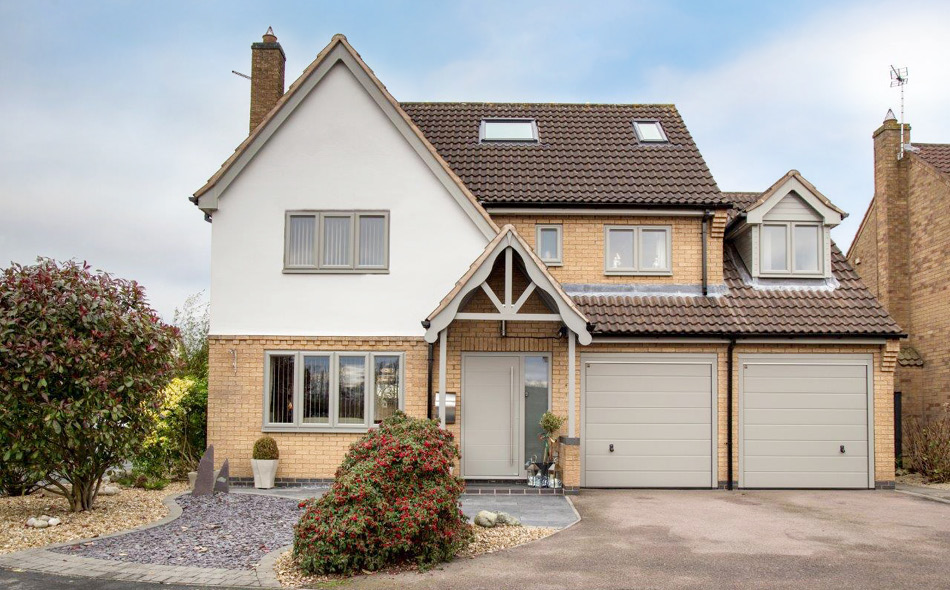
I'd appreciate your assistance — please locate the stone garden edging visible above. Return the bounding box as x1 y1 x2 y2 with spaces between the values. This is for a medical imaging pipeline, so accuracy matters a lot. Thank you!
0 490 280 588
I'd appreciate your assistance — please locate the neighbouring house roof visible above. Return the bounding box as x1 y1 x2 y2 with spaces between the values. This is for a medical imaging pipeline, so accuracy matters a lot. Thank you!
192 35 499 239
914 143 950 176
898 345 924 367
573 244 903 337
424 224 592 344
723 191 761 223
401 102 726 208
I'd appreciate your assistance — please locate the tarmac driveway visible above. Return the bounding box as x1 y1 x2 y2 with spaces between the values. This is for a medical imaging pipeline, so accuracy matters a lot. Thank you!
351 489 950 590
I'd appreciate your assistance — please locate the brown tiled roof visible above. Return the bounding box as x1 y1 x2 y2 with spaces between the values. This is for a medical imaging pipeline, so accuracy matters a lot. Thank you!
898 345 924 367
914 143 950 176
574 245 903 337
401 102 725 208
722 191 760 223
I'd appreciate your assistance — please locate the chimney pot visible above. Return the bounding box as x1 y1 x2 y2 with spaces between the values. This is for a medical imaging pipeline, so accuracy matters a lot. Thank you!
884 108 897 122
249 28 286 133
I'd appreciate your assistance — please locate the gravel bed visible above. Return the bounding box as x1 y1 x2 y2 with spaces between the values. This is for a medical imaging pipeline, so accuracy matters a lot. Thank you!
1 482 188 555
275 524 558 587
51 492 303 570
897 472 950 490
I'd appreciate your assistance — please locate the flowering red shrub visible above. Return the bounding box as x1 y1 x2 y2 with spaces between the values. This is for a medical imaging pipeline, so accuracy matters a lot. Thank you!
293 412 471 574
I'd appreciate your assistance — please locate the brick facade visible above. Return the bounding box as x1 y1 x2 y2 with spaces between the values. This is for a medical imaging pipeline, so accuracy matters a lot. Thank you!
848 119 950 428
492 213 727 286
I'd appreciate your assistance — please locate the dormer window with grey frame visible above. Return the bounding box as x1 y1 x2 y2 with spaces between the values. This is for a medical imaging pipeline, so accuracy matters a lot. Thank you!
480 119 539 143
604 225 672 275
284 210 389 273
536 224 563 266
632 120 668 143
760 222 823 276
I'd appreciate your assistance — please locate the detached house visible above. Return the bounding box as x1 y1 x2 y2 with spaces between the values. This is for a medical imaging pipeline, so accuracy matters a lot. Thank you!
848 112 950 457
192 31 902 492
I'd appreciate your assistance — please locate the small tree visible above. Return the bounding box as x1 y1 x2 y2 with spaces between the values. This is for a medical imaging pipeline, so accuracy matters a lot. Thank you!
0 259 178 511
172 291 210 379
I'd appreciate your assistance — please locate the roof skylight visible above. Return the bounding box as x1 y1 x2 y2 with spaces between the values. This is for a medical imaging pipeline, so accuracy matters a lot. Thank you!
480 119 538 142
633 120 668 143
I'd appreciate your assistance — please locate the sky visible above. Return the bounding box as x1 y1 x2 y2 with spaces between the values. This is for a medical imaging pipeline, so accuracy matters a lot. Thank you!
2 1 949 318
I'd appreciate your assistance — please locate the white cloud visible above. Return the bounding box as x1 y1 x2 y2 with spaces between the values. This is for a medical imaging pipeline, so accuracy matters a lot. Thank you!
642 2 950 249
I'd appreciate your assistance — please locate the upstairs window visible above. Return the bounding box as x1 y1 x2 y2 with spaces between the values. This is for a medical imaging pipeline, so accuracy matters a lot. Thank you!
285 211 389 273
633 120 668 143
480 119 539 142
536 224 563 265
760 222 823 276
604 225 671 275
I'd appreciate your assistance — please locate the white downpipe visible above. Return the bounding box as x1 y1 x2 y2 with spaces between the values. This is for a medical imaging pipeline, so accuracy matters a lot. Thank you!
439 328 447 429
568 330 576 437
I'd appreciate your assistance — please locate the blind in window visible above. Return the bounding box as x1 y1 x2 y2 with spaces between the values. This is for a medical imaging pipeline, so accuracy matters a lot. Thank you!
302 356 330 424
287 216 315 266
359 216 385 267
338 356 366 424
268 355 295 424
323 216 352 266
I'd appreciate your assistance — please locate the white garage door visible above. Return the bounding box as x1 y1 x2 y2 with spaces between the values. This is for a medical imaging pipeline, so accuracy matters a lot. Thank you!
583 356 716 488
740 355 873 489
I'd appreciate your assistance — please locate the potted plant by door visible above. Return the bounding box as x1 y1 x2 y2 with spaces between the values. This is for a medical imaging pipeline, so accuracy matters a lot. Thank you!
251 436 279 489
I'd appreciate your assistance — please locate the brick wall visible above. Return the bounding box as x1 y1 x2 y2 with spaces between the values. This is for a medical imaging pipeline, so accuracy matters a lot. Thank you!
848 118 950 428
491 213 726 286
249 33 285 133
207 336 429 478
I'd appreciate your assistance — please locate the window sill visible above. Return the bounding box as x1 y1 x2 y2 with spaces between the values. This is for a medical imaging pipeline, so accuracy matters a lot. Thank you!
541 261 563 267
604 270 673 277
758 271 825 279
282 268 390 275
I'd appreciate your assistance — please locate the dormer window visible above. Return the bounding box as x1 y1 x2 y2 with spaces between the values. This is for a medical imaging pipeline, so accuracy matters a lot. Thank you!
480 119 538 143
633 120 668 143
760 222 822 275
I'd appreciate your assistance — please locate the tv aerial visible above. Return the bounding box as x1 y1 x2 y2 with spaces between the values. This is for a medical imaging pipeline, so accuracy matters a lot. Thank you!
890 65 909 158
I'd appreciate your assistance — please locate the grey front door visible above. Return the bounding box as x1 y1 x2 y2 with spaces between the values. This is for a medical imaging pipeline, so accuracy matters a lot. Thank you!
463 355 521 478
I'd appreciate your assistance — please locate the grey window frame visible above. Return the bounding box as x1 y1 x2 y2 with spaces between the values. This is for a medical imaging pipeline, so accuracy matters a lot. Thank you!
479 118 539 143
632 119 669 143
603 225 673 276
262 350 405 433
535 224 563 266
283 210 390 274
758 221 824 278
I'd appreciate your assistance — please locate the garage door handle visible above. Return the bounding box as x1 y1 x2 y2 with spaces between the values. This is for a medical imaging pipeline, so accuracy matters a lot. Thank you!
840 445 845 454
609 444 614 453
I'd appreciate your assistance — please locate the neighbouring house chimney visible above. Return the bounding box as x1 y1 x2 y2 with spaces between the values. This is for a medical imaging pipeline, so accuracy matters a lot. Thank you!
249 27 286 133
871 109 912 327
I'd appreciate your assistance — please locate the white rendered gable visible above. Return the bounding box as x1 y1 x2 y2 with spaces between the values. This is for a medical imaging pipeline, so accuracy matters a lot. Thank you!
208 62 490 336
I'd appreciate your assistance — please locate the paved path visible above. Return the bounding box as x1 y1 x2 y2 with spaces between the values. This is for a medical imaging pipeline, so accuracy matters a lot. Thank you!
346 489 950 590
896 482 950 504
0 567 238 589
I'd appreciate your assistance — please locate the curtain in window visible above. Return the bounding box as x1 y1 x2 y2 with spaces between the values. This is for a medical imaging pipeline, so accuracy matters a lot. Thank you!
269 355 295 424
287 216 315 266
359 216 385 267
302 356 330 424
607 229 635 269
640 229 668 270
373 355 400 424
323 216 352 266
338 356 366 424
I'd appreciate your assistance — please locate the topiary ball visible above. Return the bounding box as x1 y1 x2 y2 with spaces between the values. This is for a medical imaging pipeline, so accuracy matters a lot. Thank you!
252 436 279 460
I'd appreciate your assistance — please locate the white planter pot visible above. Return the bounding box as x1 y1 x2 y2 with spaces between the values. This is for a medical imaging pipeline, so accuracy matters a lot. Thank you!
251 459 278 489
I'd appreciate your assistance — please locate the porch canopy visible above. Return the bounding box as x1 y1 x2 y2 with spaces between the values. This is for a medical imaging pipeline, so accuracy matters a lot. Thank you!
422 225 591 434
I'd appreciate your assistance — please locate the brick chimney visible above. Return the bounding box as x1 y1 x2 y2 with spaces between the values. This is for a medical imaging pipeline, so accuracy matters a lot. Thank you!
871 109 912 327
249 27 285 133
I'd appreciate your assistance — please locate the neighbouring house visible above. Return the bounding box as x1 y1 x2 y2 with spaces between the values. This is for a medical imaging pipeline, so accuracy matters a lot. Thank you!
847 111 950 460
191 31 903 492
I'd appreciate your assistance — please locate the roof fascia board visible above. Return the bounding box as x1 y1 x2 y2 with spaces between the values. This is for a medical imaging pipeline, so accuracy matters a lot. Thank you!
746 175 843 226
424 228 591 344
485 207 708 217
196 39 498 240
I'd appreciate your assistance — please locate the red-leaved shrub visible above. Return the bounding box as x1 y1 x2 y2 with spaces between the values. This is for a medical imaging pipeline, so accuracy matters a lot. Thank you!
293 412 471 574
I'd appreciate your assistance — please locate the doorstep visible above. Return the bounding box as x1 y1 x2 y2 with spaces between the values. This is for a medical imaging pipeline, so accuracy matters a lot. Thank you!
464 480 565 495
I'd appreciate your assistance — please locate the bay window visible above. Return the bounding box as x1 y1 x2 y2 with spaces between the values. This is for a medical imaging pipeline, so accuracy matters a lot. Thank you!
264 351 404 431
